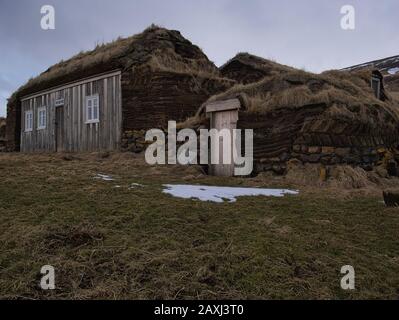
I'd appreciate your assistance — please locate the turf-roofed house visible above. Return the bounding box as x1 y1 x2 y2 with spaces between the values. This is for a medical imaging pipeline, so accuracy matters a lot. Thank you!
183 53 399 176
6 26 232 153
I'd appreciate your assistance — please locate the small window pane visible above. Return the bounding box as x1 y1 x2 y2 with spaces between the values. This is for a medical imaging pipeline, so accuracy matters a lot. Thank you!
37 108 46 128
26 111 33 131
86 96 99 122
41 110 46 127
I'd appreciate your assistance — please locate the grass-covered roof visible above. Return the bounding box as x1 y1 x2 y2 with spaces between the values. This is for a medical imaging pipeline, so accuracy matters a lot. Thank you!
10 25 225 100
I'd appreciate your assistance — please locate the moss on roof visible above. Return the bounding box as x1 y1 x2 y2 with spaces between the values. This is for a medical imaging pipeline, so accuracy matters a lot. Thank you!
211 69 394 111
182 54 399 132
10 25 223 100
220 52 294 84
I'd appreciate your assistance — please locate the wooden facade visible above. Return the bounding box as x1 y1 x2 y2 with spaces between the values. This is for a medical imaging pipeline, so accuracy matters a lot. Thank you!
20 70 122 152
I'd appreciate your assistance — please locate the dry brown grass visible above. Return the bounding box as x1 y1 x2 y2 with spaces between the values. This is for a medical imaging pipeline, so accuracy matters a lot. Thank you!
145 48 219 78
221 52 294 76
213 69 391 112
391 92 399 100
12 25 224 99
1 153 399 300
278 162 399 196
181 63 399 129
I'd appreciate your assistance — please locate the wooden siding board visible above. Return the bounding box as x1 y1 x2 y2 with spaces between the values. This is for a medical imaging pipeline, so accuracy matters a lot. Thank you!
77 86 81 151
116 74 122 149
21 70 121 101
81 83 87 151
101 78 107 150
111 76 116 149
107 76 112 149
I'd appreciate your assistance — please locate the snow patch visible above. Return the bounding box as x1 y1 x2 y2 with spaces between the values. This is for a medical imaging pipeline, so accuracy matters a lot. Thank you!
129 183 144 189
388 67 399 75
94 174 115 181
162 184 298 203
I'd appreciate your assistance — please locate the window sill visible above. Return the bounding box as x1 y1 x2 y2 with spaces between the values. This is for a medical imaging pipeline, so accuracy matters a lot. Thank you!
25 129 33 133
85 120 99 124
37 127 46 130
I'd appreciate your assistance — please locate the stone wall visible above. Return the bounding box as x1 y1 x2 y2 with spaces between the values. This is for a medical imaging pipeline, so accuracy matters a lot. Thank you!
119 68 232 153
120 123 399 178
0 118 6 152
121 69 232 131
239 108 399 176
5 96 21 152
121 130 149 153
255 145 398 175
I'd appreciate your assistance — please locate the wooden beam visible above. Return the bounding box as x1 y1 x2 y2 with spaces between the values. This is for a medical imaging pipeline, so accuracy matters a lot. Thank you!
21 70 121 101
205 98 241 114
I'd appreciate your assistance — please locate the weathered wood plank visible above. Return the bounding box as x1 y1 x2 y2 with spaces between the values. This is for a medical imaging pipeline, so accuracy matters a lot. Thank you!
21 70 121 101
206 98 240 114
20 71 122 153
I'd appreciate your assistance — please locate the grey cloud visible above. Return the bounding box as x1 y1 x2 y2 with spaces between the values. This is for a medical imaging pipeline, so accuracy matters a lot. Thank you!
0 0 398 116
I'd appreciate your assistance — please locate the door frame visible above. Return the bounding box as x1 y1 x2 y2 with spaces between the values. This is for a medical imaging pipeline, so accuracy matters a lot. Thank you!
55 105 64 152
205 98 241 177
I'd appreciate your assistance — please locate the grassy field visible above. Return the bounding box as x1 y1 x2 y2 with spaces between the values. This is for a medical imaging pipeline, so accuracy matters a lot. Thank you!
0 152 398 300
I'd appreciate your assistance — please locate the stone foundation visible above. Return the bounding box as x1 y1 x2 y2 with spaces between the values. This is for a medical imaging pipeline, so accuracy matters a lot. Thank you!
255 145 399 176
121 130 149 153
120 125 399 178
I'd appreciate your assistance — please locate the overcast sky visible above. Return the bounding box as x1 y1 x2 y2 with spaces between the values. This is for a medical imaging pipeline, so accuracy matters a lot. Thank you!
1 0 398 116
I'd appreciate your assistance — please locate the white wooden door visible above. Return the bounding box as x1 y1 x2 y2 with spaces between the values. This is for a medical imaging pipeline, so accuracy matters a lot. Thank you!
210 110 238 176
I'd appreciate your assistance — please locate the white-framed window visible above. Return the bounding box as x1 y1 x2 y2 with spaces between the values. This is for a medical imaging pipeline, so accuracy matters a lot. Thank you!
86 95 99 123
25 110 33 132
37 106 47 130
